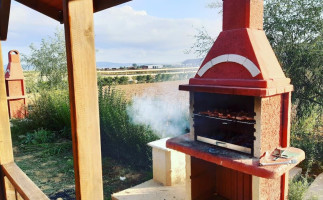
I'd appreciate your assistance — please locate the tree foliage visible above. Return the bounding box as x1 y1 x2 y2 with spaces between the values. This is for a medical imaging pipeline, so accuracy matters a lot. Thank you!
23 29 67 89
185 27 214 57
264 0 323 118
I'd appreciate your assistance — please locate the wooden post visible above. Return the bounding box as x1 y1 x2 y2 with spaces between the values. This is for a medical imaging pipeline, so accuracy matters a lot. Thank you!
0 42 15 200
4 177 16 200
63 1 104 199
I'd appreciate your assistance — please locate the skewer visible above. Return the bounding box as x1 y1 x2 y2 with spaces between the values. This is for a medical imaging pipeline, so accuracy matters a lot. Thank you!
259 159 298 166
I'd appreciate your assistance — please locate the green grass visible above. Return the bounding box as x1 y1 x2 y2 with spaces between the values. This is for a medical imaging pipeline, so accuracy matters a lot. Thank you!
14 140 75 198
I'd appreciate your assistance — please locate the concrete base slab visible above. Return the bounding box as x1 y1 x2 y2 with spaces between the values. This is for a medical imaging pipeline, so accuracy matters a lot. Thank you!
289 167 302 180
305 173 323 200
111 180 185 200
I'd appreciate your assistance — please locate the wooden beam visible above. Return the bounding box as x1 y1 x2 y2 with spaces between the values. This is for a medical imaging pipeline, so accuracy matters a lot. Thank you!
4 177 16 200
2 162 49 200
0 41 12 200
0 42 14 166
63 0 104 199
0 0 11 40
15 0 63 23
93 0 131 13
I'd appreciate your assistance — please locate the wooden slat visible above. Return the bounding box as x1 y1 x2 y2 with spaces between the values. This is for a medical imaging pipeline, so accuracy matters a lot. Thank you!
63 0 104 199
0 43 14 165
16 192 24 200
243 173 251 200
4 177 16 200
14 0 63 22
93 0 131 13
0 41 14 200
190 157 216 200
224 168 231 198
237 172 243 200
0 0 11 40
230 169 237 200
2 162 49 200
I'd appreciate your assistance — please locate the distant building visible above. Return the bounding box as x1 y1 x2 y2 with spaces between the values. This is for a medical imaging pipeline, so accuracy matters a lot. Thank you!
147 65 163 69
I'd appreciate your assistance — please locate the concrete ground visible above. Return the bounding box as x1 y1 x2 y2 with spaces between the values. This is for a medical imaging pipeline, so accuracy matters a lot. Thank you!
305 173 323 200
111 180 185 200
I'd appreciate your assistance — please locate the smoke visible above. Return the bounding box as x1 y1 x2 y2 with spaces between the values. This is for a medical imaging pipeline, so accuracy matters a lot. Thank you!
127 89 189 138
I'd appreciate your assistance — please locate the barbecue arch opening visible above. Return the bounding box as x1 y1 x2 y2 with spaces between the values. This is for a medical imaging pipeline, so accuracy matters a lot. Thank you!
197 54 261 77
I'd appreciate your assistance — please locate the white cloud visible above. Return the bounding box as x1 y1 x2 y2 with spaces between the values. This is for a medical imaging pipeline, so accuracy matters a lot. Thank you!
2 2 61 64
94 5 221 63
2 3 221 64
8 3 60 42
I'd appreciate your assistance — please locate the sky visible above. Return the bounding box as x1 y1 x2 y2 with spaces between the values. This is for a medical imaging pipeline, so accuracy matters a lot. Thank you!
2 0 222 65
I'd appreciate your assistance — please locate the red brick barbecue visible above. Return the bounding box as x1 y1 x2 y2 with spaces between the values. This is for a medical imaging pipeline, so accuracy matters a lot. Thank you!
166 0 305 199
5 50 27 119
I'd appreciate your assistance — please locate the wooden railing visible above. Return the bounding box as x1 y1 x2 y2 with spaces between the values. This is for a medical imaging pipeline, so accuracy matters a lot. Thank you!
1 162 49 200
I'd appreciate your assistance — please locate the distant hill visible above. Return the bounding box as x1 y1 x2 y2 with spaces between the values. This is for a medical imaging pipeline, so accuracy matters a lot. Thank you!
96 62 134 68
181 58 203 67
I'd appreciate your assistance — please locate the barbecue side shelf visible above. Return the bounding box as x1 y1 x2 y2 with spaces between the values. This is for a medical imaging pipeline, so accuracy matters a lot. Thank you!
166 134 306 179
193 113 256 125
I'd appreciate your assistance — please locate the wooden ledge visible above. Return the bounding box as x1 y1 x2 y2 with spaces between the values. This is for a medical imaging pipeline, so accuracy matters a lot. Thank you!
166 134 305 179
2 162 49 200
179 84 293 97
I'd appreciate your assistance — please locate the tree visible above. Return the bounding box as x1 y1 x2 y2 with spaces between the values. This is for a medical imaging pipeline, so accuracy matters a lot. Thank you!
189 0 323 119
264 0 323 119
23 29 67 89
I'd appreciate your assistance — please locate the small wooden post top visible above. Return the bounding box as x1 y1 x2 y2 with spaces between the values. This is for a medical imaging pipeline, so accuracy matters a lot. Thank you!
223 0 264 31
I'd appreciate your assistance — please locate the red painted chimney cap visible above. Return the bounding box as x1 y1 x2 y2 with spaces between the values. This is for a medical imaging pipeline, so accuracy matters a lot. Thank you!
223 0 264 31
5 50 24 80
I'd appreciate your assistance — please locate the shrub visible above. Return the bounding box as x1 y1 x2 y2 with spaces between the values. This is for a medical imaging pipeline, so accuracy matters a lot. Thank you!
154 74 162 82
113 76 120 84
145 75 153 83
11 90 71 139
98 77 114 86
288 177 309 200
98 85 159 168
161 74 172 81
288 176 318 200
135 75 147 83
291 109 323 171
118 76 129 85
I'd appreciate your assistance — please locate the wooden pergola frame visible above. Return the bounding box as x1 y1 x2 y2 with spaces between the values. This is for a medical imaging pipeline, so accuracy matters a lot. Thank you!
0 0 130 199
